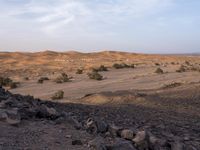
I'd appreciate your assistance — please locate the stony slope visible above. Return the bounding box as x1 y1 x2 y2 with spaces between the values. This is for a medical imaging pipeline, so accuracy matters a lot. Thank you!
0 86 200 149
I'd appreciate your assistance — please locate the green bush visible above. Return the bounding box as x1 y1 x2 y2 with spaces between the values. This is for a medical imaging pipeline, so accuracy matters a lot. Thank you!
155 68 164 74
87 71 103 80
51 90 64 100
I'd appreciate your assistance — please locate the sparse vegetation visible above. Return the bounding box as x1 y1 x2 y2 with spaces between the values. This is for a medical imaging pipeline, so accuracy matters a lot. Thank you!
55 73 70 83
155 68 164 74
112 63 134 69
91 65 108 72
87 71 103 80
38 78 44 84
185 61 190 66
9 82 18 89
176 65 186 73
0 77 19 89
51 90 64 100
98 65 108 71
155 63 160 66
190 67 199 71
37 77 49 84
130 64 135 68
24 77 29 80
76 69 83 74
163 82 182 89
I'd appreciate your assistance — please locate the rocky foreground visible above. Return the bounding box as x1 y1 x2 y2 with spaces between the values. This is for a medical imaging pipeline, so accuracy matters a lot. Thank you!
0 86 199 150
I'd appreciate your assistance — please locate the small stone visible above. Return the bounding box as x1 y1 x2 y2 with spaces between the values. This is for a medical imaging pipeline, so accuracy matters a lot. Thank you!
6 117 21 126
46 107 57 116
187 145 197 150
72 140 82 145
88 136 107 150
0 110 8 121
96 120 108 133
0 109 21 126
121 129 134 140
65 135 72 138
171 141 184 150
132 131 149 149
107 138 137 150
108 124 122 137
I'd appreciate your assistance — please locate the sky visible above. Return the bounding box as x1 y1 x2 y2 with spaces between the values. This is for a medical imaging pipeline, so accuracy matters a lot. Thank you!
0 0 200 53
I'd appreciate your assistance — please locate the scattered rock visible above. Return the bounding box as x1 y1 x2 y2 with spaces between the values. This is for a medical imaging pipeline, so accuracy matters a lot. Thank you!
171 141 184 150
0 109 21 126
88 136 107 150
120 129 134 140
132 131 149 149
107 138 136 150
85 118 109 134
108 125 122 137
72 139 82 145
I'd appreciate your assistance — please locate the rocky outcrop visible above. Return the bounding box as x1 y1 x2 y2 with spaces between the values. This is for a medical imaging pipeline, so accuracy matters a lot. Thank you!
0 86 197 150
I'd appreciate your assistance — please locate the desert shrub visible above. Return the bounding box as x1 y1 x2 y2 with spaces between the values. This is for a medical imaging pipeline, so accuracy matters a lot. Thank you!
122 63 130 68
0 77 19 88
40 77 49 81
185 61 190 66
130 64 135 68
55 73 70 83
112 63 133 69
176 65 186 73
113 63 124 69
91 68 99 72
51 90 64 100
155 63 160 66
163 82 182 89
76 69 83 74
155 68 164 74
9 82 18 89
37 77 49 84
91 65 108 72
171 62 175 65
24 77 29 80
98 65 108 71
38 78 44 84
190 67 198 71
87 71 103 80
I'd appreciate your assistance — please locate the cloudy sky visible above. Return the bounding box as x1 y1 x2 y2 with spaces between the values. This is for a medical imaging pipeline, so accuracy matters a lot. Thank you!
0 0 200 53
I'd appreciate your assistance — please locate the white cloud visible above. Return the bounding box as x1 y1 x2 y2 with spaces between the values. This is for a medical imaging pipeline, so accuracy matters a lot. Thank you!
0 0 174 34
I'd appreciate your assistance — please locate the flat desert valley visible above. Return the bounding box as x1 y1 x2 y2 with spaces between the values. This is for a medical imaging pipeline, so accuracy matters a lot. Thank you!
0 51 200 149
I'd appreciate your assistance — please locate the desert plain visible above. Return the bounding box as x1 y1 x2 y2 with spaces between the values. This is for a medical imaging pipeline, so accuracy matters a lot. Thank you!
0 51 200 150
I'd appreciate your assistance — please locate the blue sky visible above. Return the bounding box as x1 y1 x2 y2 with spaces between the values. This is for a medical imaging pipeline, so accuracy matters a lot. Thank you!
0 0 200 53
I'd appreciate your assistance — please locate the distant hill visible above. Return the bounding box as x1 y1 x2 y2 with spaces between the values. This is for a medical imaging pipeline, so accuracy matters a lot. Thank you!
0 50 199 77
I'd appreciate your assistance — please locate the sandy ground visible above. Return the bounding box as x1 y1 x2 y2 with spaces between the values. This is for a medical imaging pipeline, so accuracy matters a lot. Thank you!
10 65 200 101
1 51 200 149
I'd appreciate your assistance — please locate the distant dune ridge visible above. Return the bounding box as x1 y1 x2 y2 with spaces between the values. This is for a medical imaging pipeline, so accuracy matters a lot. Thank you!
0 50 199 77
